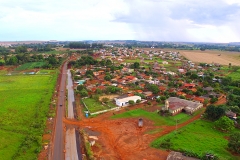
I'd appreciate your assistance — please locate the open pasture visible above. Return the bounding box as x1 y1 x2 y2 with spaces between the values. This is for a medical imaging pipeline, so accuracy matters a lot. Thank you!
0 71 57 160
151 119 239 160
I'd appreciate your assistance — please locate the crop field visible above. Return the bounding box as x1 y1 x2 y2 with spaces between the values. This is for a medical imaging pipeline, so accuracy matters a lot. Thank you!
111 108 200 126
151 120 239 160
0 71 57 159
179 50 240 66
15 62 46 71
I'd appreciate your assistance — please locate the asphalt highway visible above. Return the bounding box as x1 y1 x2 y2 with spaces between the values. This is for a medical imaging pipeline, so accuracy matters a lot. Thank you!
52 62 67 160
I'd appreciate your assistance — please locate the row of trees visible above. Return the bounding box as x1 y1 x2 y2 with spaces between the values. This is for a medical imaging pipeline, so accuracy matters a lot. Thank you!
68 42 103 49
0 54 63 68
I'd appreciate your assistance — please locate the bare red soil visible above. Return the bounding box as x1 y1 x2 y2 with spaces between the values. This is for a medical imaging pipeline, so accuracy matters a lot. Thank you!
64 103 205 160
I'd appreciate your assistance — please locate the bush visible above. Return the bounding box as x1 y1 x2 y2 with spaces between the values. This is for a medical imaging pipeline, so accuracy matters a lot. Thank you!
228 132 240 154
136 99 141 103
159 139 172 149
102 97 109 103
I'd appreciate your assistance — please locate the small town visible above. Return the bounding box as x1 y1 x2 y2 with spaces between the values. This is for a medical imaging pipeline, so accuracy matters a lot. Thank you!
1 0 240 160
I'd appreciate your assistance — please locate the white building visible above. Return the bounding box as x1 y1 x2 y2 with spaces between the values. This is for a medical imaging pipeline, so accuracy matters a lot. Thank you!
115 96 141 107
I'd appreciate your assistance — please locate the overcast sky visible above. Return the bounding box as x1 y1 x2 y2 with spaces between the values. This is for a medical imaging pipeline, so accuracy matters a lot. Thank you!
0 0 240 42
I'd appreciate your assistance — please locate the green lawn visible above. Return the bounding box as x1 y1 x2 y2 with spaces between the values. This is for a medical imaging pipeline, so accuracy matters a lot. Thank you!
151 120 239 160
82 98 112 113
36 69 56 74
15 62 46 71
0 71 58 159
111 108 200 126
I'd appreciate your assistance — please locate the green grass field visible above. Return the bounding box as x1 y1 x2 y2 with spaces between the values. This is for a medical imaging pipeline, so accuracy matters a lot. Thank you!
82 98 113 113
0 71 58 159
151 120 239 160
15 62 46 71
111 108 201 126
36 69 56 74
228 68 240 81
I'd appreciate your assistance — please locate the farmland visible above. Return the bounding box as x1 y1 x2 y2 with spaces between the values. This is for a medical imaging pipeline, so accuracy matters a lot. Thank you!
0 70 57 160
151 119 239 160
179 50 240 66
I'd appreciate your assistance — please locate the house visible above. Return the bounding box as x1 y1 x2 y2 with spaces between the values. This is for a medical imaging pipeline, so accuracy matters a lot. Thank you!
143 91 153 99
115 96 141 107
203 87 214 92
184 83 196 89
162 61 168 65
193 97 205 103
162 97 203 115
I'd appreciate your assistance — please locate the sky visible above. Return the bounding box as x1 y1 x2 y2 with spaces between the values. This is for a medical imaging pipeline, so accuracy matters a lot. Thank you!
0 0 240 42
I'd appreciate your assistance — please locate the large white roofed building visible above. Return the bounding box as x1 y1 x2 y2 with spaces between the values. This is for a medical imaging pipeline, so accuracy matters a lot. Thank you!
115 96 141 107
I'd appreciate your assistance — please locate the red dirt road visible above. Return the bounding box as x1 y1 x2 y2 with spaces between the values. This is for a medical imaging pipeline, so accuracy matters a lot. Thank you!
64 105 205 160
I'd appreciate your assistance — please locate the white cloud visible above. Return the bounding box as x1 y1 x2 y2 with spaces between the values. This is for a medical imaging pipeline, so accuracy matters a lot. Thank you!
0 0 239 42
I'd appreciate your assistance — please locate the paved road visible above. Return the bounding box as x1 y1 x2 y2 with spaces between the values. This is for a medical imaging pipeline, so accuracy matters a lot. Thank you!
65 69 79 160
67 69 75 119
52 62 67 160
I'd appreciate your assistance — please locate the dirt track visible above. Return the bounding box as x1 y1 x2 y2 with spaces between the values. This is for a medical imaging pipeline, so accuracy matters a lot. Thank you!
64 103 205 160
179 50 240 66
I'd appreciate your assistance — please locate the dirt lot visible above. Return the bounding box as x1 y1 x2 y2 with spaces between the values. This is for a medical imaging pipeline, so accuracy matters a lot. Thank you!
64 102 204 160
99 94 119 101
179 50 240 66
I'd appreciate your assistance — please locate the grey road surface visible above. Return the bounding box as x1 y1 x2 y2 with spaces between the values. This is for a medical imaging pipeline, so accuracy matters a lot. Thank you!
65 69 79 160
67 69 75 119
52 62 67 160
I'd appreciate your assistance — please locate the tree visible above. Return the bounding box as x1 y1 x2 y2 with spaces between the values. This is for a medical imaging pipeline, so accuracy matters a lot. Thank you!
228 132 240 153
7 56 18 65
80 89 88 97
210 97 218 103
129 100 135 105
96 88 102 94
133 62 140 69
156 98 161 103
214 116 234 132
205 105 226 121
105 59 112 66
190 73 198 80
104 75 111 81
0 60 5 66
77 85 85 91
160 96 167 101
136 99 141 103
146 84 160 94
15 45 28 53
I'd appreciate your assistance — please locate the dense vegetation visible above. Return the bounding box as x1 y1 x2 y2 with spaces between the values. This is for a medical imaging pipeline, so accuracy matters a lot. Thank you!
0 53 64 68
67 42 103 49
